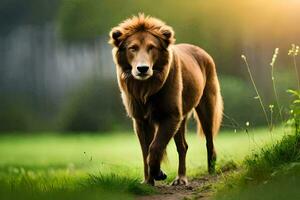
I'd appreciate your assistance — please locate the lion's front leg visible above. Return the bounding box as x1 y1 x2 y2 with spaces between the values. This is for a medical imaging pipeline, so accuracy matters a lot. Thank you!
147 116 181 185
133 119 155 183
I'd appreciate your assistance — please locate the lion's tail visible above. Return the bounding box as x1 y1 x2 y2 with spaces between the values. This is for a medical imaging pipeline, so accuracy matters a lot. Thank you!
194 94 223 137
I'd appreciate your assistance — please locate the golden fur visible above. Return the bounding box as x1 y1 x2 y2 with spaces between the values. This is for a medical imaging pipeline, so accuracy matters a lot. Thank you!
109 14 223 186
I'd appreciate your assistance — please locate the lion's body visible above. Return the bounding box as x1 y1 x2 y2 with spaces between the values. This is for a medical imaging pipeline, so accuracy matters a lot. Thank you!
109 14 223 186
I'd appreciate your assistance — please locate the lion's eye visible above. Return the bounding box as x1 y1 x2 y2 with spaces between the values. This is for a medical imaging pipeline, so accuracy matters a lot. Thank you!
148 45 154 52
129 46 138 52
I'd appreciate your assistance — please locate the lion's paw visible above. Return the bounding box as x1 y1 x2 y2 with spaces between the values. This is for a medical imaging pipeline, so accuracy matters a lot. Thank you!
171 176 188 186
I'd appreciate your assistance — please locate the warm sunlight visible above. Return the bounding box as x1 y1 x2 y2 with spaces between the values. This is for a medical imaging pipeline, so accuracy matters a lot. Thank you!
1 1 300 200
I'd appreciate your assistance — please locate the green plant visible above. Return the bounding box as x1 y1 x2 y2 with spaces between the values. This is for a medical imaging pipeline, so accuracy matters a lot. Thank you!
270 48 283 124
241 55 270 130
288 44 300 90
215 45 300 200
287 90 300 133
287 43 300 132
241 45 300 131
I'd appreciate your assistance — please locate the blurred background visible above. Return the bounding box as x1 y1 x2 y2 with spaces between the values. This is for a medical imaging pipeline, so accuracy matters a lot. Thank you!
1 0 300 133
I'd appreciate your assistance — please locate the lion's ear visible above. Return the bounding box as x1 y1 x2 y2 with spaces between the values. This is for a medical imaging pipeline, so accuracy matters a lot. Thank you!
161 26 175 47
109 28 123 47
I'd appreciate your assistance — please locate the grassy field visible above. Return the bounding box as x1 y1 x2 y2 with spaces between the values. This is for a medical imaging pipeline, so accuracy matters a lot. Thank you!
215 129 300 200
0 127 288 199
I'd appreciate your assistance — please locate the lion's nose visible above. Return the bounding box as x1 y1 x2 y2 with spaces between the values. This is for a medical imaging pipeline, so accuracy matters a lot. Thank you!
137 65 149 74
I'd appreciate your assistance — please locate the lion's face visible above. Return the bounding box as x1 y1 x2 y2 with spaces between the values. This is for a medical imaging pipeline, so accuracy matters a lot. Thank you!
111 30 172 81
124 32 161 80
109 14 175 82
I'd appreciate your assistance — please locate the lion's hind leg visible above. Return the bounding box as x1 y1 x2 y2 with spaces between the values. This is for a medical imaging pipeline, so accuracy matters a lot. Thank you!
195 78 223 174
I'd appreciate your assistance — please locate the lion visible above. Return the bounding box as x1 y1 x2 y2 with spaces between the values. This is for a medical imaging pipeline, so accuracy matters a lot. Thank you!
109 14 223 186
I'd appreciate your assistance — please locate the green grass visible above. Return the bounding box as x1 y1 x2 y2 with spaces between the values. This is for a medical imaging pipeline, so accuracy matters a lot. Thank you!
215 129 300 200
216 163 300 200
0 128 288 200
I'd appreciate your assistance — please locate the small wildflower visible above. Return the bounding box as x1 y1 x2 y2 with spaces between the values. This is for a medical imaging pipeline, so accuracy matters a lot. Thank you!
234 129 237 133
288 44 299 56
246 121 250 127
295 45 299 56
269 105 274 113
270 48 279 67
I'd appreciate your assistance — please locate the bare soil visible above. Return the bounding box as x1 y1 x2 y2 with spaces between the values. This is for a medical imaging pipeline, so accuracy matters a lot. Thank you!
137 174 224 200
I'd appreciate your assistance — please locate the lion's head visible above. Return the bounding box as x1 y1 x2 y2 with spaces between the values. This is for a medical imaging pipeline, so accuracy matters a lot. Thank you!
109 13 175 81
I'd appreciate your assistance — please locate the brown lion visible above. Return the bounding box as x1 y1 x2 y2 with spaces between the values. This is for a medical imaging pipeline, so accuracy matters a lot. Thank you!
109 14 223 186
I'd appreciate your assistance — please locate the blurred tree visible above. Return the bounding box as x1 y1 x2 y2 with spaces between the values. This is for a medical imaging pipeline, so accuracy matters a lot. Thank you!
1 0 299 132
0 0 60 35
58 0 300 75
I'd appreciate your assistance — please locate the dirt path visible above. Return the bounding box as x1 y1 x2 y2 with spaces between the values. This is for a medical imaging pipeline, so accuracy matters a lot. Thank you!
137 173 224 200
